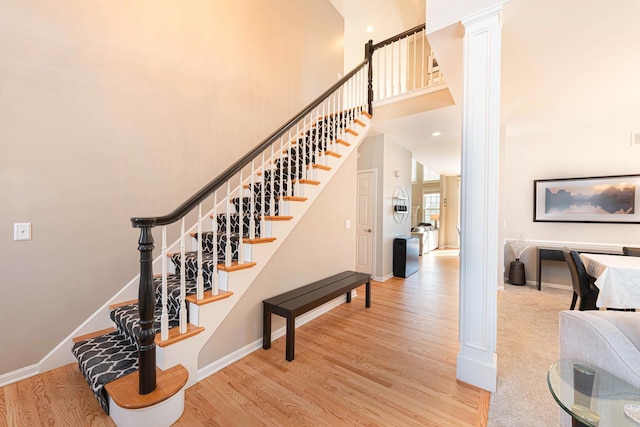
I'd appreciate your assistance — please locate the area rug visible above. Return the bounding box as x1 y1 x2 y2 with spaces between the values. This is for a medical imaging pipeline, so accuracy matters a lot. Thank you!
488 284 572 426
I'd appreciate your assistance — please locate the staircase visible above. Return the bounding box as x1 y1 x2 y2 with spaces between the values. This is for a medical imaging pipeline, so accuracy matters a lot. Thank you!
60 23 438 426
70 89 372 425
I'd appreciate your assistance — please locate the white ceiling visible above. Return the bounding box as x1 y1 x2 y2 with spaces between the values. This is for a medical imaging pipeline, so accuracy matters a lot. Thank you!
331 0 640 177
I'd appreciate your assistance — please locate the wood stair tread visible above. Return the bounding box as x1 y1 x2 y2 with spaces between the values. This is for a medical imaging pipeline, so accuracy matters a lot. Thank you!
277 196 308 202
104 364 188 410
336 139 350 147
156 322 204 347
72 327 116 344
354 119 366 127
186 290 234 306
245 237 277 244
346 128 358 136
293 179 320 185
310 164 331 171
362 111 373 119
323 150 341 158
262 215 293 221
218 261 257 272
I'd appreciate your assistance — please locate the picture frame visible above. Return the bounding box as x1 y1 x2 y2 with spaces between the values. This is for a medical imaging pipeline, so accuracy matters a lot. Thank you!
533 174 640 223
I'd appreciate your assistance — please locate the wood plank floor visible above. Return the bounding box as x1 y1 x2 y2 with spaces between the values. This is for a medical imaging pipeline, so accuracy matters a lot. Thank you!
0 249 489 426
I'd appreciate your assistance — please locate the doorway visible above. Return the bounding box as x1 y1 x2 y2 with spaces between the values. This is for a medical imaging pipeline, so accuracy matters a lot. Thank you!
356 170 376 275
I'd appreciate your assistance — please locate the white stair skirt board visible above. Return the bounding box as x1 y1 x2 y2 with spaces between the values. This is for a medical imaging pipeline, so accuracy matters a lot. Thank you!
108 386 185 427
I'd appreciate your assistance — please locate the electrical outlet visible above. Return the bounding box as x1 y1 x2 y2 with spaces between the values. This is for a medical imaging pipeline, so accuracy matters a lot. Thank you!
14 223 31 241
345 220 351 229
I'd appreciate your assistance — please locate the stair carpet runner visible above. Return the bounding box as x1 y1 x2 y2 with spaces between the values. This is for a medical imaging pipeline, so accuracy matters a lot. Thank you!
71 108 363 414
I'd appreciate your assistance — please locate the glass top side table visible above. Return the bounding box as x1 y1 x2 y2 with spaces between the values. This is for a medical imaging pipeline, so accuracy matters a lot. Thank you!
548 359 640 426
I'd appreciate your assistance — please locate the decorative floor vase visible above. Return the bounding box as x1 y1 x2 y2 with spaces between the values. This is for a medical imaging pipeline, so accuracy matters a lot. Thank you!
508 260 526 285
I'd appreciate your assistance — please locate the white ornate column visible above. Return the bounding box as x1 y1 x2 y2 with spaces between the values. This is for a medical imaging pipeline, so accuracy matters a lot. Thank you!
457 3 505 392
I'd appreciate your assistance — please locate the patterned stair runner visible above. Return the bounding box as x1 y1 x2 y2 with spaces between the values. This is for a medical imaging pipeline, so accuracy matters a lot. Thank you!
70 107 363 414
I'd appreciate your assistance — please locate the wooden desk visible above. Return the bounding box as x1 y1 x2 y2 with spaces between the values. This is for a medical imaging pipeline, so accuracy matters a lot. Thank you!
537 247 620 291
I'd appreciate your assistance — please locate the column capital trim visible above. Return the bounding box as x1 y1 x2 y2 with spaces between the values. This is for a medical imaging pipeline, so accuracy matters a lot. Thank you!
461 1 508 28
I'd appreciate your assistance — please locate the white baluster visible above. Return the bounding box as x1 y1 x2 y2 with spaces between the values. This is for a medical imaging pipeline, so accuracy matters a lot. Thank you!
225 180 231 267
287 130 292 198
333 92 338 153
422 30 426 88
261 151 266 238
278 137 283 214
179 217 187 334
250 159 256 241
212 191 219 296
295 124 299 196
412 32 417 91
196 203 204 300
238 169 244 265
160 226 168 341
269 143 274 220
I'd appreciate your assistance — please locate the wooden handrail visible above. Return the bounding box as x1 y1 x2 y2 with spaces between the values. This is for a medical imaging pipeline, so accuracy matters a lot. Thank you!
371 24 425 51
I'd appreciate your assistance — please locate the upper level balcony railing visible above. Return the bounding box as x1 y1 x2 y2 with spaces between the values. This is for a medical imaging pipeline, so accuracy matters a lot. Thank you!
366 24 444 107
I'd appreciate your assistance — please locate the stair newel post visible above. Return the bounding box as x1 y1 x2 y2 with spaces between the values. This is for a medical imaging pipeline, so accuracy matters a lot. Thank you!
196 203 204 300
136 223 156 394
225 180 231 267
160 226 169 341
365 39 374 116
212 191 219 296
179 217 187 334
238 169 244 265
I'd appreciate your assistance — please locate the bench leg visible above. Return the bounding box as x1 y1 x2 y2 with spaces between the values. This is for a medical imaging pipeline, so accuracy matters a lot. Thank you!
346 289 352 303
263 303 272 350
286 316 295 361
366 279 371 308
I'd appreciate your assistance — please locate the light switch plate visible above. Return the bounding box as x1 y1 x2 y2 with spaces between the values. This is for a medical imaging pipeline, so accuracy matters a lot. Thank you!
345 219 351 229
14 223 32 241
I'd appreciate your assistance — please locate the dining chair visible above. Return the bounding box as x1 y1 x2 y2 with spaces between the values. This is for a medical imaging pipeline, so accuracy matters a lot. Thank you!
563 250 599 310
623 246 640 257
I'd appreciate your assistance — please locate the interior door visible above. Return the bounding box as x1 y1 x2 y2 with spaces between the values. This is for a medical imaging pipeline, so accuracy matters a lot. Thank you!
356 171 375 275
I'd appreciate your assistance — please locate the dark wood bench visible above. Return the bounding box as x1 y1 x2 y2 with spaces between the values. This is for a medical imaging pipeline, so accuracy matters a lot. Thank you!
262 270 371 361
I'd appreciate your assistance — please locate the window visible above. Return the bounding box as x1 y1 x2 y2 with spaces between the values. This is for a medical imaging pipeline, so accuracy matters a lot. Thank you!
422 192 440 224
423 166 440 183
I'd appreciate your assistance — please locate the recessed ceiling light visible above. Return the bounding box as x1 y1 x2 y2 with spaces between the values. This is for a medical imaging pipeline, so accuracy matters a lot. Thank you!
432 131 441 137
366 26 374 33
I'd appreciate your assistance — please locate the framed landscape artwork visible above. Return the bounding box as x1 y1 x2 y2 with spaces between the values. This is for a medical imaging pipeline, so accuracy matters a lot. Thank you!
533 174 640 223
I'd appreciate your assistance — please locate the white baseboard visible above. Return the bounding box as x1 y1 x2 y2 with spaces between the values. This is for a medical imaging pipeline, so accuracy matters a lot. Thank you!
0 364 39 388
376 273 393 282
198 293 353 382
